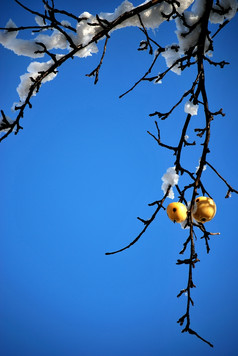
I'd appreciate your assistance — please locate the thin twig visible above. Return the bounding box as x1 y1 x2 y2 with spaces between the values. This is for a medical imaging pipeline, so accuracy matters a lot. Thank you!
119 50 161 98
105 185 171 255
206 161 238 197
86 36 109 84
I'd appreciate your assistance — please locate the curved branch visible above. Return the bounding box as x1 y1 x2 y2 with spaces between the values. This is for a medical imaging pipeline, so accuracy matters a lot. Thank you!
205 161 238 197
119 48 162 98
105 185 171 255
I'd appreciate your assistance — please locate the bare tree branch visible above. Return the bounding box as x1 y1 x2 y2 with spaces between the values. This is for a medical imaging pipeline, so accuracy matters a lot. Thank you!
205 161 238 198
86 36 109 84
105 185 171 255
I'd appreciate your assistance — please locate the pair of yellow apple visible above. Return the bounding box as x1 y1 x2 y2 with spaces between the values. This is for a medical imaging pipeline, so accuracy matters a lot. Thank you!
167 196 216 223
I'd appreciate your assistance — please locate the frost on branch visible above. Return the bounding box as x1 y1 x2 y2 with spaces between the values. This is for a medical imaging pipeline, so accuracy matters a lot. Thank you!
210 0 238 23
161 45 182 75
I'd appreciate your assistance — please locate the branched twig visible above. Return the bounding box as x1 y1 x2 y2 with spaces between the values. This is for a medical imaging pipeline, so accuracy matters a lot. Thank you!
0 0 167 141
15 0 76 32
147 54 192 84
119 49 162 98
150 72 201 120
105 185 171 255
35 42 58 62
147 121 177 151
199 224 220 253
179 235 191 255
45 6 82 22
206 161 238 198
204 56 229 68
86 37 109 84
137 13 153 54
211 19 230 38
175 0 217 347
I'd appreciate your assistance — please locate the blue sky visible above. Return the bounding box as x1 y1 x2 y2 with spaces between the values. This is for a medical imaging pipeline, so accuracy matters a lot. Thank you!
1 1 238 355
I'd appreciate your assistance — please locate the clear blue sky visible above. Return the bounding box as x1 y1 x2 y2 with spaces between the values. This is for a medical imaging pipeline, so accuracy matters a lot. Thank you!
1 1 238 355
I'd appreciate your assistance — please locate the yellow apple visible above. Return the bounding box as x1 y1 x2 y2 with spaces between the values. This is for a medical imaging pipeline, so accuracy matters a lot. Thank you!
193 196 216 223
167 202 187 223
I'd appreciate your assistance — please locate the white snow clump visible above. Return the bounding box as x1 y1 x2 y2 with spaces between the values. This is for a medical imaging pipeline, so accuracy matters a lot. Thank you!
175 0 238 54
35 16 46 27
210 0 238 24
0 19 46 58
161 167 179 199
184 101 199 116
0 19 69 58
61 20 72 28
161 46 182 75
175 1 202 53
17 58 61 101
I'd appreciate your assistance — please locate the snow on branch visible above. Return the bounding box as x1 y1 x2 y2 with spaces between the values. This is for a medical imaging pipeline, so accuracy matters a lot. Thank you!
161 167 179 199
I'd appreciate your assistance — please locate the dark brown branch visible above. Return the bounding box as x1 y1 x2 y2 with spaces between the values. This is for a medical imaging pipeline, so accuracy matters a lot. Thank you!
205 161 238 197
42 0 77 32
35 41 58 62
194 127 206 137
119 49 162 98
147 121 177 151
174 113 192 171
86 36 109 84
176 0 215 347
179 235 191 255
178 222 196 336
137 13 153 54
150 73 200 120
147 54 192 83
0 25 52 31
45 6 81 22
199 224 220 253
15 0 77 41
203 56 229 68
15 0 47 18
105 185 171 255
186 328 214 348
211 19 230 38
